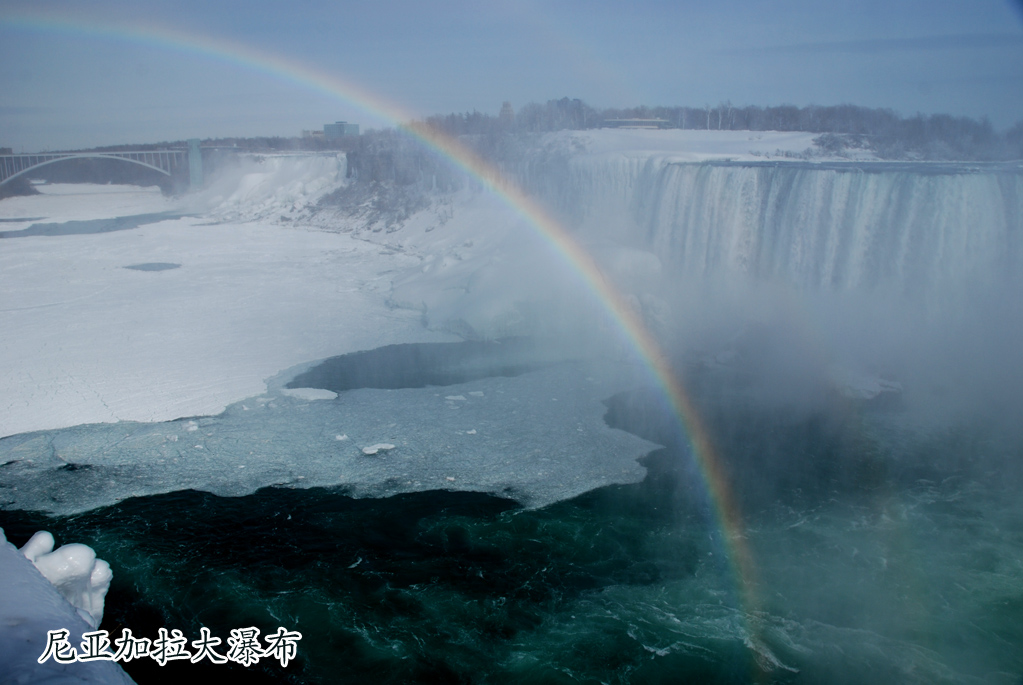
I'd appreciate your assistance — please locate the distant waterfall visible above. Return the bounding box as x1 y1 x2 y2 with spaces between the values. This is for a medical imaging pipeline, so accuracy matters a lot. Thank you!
538 158 1023 295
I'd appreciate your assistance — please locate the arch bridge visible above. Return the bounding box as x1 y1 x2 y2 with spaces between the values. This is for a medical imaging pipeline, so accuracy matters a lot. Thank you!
0 150 190 188
1 139 207 190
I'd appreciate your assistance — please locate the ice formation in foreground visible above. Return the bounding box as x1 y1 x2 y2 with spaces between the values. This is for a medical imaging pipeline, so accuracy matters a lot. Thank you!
20 530 112 629
0 529 133 684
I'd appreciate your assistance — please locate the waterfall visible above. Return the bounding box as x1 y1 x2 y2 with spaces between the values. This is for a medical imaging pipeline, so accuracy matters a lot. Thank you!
539 158 1022 297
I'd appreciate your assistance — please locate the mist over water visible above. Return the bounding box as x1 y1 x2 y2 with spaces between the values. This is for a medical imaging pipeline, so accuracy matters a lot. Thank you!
564 161 1023 438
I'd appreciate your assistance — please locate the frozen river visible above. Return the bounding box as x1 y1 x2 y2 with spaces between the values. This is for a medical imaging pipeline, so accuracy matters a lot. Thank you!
3 142 1023 684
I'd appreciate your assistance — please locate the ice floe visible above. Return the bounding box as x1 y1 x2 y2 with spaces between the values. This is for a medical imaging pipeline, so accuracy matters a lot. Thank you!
0 360 658 514
361 443 396 455
281 387 339 401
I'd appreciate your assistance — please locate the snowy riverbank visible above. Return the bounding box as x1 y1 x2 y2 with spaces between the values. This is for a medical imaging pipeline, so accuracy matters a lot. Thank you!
0 184 452 438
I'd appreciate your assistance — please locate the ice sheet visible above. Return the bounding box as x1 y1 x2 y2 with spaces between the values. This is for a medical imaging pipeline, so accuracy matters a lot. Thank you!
0 214 452 438
0 360 658 514
0 183 178 232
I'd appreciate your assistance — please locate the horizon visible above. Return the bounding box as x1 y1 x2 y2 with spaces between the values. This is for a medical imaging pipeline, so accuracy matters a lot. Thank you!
4 100 1018 156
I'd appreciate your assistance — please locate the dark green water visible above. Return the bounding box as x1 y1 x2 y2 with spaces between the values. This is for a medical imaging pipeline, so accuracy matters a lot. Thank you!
1 481 725 683
2 387 1022 684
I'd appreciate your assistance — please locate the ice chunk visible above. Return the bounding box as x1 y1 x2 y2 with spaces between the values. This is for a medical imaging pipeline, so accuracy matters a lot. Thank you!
362 443 396 455
445 395 467 401
281 387 339 401
20 531 112 629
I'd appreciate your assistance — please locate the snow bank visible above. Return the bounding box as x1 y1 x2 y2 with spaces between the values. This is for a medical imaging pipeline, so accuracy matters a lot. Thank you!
0 209 451 439
554 129 833 163
20 531 112 629
0 529 134 684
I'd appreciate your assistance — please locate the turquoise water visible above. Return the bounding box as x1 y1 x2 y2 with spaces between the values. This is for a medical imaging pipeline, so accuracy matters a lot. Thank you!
3 380 1021 684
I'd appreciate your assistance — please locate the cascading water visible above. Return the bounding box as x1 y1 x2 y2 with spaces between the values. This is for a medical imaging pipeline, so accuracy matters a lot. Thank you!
536 156 1022 299
526 154 1023 431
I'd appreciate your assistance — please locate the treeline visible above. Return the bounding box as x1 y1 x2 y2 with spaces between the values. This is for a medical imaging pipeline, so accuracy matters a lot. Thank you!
316 98 1023 228
318 128 461 230
420 97 1023 161
56 98 1023 161
73 136 355 154
68 98 1023 162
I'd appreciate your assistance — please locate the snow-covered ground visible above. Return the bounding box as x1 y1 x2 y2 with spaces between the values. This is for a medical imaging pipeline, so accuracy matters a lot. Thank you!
558 128 823 162
548 128 880 162
0 183 180 231
196 152 347 223
0 184 454 438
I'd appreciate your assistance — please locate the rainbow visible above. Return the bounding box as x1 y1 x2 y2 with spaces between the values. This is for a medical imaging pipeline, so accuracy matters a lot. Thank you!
2 9 762 657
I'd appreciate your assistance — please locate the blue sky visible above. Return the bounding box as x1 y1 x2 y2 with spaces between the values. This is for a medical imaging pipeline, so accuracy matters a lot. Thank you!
1 0 1022 151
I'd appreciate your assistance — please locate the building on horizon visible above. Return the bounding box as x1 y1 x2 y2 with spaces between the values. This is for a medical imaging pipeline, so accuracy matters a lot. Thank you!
324 121 360 139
